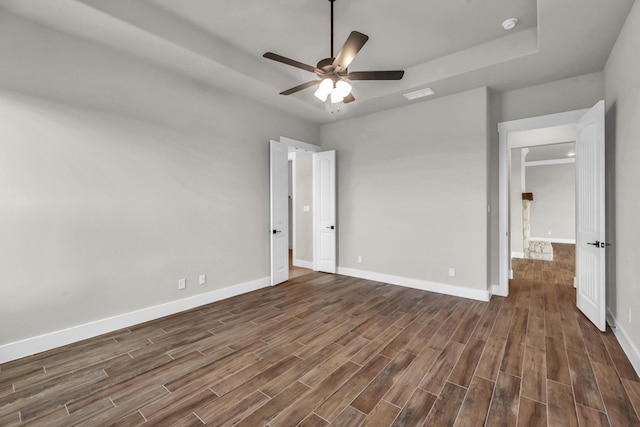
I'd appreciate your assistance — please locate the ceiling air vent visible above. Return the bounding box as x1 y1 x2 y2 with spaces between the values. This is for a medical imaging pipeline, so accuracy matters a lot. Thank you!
403 87 435 101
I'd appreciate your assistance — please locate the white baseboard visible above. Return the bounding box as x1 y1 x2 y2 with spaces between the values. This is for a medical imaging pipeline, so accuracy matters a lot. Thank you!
529 237 576 244
511 252 525 259
337 267 491 302
607 308 640 377
293 259 313 269
0 276 270 364
491 283 507 297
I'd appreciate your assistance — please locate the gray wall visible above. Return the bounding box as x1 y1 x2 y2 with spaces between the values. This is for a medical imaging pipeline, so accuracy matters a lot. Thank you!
489 72 605 285
321 87 489 292
525 163 575 241
604 1 640 357
293 151 313 263
0 15 319 345
3 2 637 361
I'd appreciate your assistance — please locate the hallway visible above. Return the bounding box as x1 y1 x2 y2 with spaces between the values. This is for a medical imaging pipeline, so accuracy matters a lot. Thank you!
508 243 640 425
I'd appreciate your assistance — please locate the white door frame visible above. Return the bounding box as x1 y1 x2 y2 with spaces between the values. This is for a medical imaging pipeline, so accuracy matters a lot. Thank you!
288 151 297 267
496 108 588 296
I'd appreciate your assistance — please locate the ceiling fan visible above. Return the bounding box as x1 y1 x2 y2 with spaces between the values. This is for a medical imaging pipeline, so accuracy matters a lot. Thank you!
263 0 404 104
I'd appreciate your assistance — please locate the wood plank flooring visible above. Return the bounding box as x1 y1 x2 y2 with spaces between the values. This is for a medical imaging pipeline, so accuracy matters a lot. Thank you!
1 244 639 425
289 250 313 280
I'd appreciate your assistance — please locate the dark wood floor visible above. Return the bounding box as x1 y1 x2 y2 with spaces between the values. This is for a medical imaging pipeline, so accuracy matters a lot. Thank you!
1 244 639 426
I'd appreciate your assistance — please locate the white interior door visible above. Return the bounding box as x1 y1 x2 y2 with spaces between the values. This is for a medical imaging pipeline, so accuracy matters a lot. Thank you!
575 100 606 331
313 150 336 273
270 140 289 285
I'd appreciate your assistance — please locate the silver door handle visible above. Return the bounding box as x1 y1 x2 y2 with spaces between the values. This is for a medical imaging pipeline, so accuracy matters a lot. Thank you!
272 230 282 234
325 225 335 230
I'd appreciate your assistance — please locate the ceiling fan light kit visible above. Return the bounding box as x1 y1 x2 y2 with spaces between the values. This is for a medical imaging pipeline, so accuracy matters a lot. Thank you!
315 78 353 103
263 0 404 107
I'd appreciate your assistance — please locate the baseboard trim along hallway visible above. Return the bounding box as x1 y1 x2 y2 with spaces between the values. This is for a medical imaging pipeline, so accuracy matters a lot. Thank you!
608 308 640 376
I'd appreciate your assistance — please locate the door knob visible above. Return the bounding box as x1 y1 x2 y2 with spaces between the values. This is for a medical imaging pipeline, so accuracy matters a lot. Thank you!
587 241 610 248
325 225 335 230
272 230 282 234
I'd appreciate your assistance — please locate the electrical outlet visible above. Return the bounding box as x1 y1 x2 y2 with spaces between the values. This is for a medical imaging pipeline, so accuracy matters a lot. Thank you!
449 268 455 277
199 274 206 285
178 279 186 290
357 255 363 264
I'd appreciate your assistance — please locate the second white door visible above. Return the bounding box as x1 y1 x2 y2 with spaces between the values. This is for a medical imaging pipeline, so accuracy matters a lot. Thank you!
313 150 336 273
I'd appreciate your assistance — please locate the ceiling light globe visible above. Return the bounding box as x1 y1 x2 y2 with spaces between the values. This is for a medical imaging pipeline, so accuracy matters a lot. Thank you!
334 80 352 98
314 78 333 102
330 90 344 104
314 88 328 102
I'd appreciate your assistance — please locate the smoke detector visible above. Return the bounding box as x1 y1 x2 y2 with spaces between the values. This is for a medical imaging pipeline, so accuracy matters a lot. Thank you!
502 18 519 31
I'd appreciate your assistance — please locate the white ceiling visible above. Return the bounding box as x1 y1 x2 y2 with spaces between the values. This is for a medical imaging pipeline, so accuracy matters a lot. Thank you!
526 142 575 162
509 123 577 149
0 0 634 124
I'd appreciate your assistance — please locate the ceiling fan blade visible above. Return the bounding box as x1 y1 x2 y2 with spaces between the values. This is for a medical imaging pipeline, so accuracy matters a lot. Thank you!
280 80 321 95
263 52 316 73
343 93 355 104
345 70 405 80
332 31 369 72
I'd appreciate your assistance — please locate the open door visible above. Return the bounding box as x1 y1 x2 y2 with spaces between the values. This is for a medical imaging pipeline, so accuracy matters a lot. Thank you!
270 140 289 285
575 100 606 331
313 150 336 273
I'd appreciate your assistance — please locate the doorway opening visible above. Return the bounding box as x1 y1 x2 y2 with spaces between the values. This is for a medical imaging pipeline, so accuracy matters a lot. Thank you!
510 142 576 263
498 102 606 331
497 108 587 297
270 137 337 286
288 149 313 279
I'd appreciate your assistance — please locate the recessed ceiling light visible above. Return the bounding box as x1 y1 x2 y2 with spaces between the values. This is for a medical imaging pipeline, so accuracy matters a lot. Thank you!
403 87 435 100
502 18 519 31
568 152 575 157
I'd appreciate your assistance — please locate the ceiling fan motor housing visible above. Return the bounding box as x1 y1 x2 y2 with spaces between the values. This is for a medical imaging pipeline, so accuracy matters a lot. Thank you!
316 58 347 80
